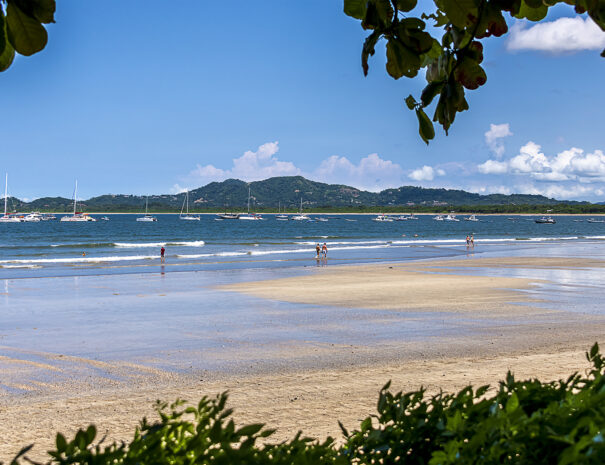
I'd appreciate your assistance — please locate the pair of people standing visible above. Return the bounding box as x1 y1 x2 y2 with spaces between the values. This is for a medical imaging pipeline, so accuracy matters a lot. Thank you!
466 235 474 247
315 242 328 259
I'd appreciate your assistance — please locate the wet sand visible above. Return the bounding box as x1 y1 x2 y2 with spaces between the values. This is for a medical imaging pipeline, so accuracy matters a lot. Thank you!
2 255 605 460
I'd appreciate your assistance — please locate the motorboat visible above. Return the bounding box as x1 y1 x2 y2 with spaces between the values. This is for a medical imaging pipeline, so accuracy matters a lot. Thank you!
291 198 310 221
0 174 23 223
373 214 393 222
433 215 445 221
101 216 110 221
444 214 459 221
535 216 556 224
22 212 41 222
587 218 605 223
61 181 97 222
407 213 419 220
465 214 479 222
137 197 157 222
179 190 200 221
315 217 328 222
395 215 408 221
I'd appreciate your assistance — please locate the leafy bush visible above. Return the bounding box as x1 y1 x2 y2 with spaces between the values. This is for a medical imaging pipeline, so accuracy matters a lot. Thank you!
7 344 605 464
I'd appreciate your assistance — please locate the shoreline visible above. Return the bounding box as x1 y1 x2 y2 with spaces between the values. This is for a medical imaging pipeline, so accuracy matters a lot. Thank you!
2 252 605 460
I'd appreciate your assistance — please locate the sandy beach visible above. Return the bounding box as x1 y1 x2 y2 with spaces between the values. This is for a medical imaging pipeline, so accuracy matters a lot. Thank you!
2 254 605 460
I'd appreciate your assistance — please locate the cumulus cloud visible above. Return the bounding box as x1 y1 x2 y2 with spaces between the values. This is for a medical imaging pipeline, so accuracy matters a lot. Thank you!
408 165 445 182
182 141 300 188
313 153 405 191
507 16 605 53
485 123 512 158
176 142 409 192
478 142 605 183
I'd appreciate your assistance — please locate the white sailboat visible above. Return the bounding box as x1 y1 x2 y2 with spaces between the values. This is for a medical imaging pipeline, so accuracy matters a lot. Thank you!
0 173 22 222
60 181 96 222
180 190 200 221
239 187 262 220
291 198 310 221
275 201 289 221
136 197 157 222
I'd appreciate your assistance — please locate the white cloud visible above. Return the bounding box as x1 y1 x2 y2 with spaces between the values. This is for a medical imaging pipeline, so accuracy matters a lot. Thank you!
478 142 605 183
408 165 445 182
184 141 301 187
507 16 605 54
177 142 408 192
484 123 512 158
313 153 405 191
478 159 508 174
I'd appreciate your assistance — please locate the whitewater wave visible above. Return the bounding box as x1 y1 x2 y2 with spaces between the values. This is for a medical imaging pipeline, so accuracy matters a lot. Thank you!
114 241 205 248
0 255 157 265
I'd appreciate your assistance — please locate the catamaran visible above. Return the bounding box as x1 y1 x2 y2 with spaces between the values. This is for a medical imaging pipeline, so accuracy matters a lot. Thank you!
180 190 200 221
136 197 157 222
60 181 96 222
0 173 22 222
291 198 310 221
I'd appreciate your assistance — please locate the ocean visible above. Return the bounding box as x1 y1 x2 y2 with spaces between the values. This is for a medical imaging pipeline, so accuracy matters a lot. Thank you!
0 213 604 278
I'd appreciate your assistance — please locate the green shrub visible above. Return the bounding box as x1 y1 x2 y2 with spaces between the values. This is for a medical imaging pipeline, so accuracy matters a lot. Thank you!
7 344 605 464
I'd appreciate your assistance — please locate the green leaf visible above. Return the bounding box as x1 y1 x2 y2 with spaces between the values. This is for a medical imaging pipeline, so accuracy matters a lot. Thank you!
454 57 486 90
6 2 48 56
344 0 367 20
439 0 479 29
0 11 15 71
362 0 393 30
386 38 421 79
236 423 264 437
476 3 508 38
396 0 417 12
14 0 56 24
506 392 519 413
416 108 434 144
515 0 548 21
55 433 67 452
420 81 444 106
405 94 417 109
362 30 380 75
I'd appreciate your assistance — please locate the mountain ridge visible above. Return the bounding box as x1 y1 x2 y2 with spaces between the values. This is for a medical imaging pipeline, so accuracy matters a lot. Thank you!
4 176 583 212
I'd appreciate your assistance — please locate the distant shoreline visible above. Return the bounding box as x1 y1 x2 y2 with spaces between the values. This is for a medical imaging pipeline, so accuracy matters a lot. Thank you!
38 212 605 216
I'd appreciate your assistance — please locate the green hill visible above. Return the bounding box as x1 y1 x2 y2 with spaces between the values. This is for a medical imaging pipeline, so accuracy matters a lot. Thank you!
7 176 588 213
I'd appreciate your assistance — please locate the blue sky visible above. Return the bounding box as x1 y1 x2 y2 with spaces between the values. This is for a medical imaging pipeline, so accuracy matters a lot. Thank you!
1 1 604 201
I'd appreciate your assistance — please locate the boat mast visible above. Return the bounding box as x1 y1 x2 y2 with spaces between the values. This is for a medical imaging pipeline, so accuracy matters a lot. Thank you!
4 173 7 217
73 180 78 215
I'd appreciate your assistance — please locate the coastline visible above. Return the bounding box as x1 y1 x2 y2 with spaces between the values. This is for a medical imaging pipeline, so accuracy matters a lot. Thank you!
2 250 605 460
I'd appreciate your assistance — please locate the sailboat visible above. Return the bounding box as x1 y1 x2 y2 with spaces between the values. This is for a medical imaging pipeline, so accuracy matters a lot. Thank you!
275 201 289 221
60 180 96 222
136 196 157 222
291 198 310 221
0 173 22 222
180 190 200 221
239 187 262 220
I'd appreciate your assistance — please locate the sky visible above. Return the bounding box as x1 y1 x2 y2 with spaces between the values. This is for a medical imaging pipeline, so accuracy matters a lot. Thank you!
1 1 604 201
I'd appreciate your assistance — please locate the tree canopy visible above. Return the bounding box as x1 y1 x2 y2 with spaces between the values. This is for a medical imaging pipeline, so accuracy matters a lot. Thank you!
344 0 605 143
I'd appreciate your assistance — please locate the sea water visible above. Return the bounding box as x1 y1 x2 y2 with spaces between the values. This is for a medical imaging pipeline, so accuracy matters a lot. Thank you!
1 214 605 278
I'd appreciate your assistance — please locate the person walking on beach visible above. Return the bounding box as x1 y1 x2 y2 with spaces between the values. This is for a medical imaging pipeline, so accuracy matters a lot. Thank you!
466 235 470 247
160 246 165 263
315 243 321 259
322 242 328 258
470 234 474 247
